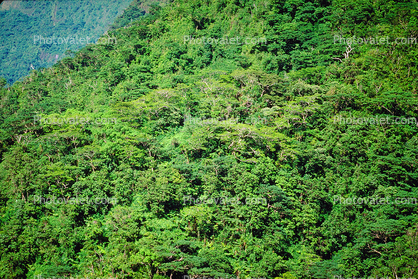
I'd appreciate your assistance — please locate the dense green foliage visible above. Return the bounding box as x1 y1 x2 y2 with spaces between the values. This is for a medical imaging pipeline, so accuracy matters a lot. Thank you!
1 0 418 278
0 0 133 85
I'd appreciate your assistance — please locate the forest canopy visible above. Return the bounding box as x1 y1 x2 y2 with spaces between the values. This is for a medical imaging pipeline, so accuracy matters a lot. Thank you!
0 0 417 278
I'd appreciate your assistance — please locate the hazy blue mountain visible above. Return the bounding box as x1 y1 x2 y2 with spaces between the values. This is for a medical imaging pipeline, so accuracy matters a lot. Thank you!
0 0 133 85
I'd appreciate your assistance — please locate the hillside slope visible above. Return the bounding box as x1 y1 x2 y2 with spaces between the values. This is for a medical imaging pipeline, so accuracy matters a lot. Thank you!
0 0 417 278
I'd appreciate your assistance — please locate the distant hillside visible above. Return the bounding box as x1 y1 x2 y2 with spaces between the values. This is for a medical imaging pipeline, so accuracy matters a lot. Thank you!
110 0 168 30
0 0 133 85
